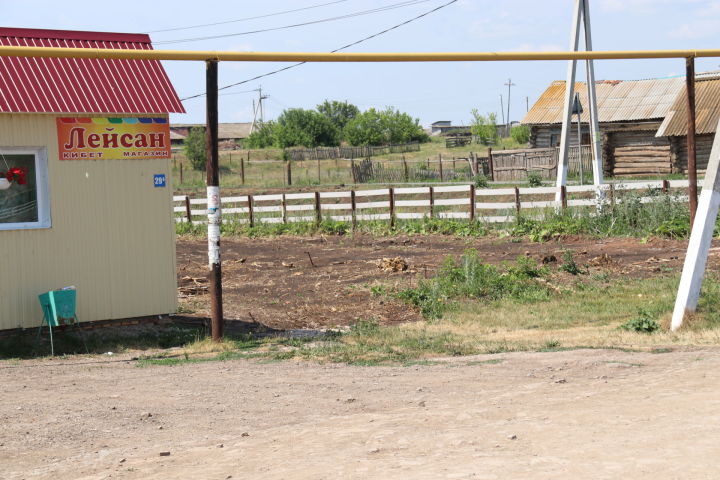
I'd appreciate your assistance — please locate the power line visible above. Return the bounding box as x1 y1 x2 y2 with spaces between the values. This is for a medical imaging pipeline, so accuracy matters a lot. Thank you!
154 0 432 45
179 0 457 102
147 0 352 34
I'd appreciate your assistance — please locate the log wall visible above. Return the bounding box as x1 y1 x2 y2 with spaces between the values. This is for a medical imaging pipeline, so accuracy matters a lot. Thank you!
608 130 672 176
672 133 714 174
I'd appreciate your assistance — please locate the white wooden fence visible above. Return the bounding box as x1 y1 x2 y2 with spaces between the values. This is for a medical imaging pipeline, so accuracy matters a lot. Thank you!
173 179 697 226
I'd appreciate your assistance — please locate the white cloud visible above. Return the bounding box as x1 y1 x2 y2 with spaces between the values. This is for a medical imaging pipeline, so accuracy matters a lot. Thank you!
668 2 720 39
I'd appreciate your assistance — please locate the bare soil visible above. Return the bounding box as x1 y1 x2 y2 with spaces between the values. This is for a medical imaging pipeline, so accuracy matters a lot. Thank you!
176 234 695 329
4 348 720 479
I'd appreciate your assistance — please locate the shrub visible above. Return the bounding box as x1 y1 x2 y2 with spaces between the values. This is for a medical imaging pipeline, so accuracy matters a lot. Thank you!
527 171 543 187
470 109 499 145
511 125 530 144
184 127 207 170
620 309 660 333
244 121 276 149
474 174 489 188
344 107 428 146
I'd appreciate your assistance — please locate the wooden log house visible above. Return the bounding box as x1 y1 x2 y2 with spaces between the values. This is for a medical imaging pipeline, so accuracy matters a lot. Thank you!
522 73 720 177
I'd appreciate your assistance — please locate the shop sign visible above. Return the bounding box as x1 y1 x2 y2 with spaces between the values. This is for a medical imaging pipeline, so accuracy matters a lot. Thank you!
57 117 171 160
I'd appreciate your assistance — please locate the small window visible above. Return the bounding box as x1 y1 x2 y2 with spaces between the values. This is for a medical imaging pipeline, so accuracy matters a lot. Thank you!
0 147 51 230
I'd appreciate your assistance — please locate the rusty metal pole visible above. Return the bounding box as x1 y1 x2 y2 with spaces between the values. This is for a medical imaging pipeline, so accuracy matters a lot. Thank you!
686 56 698 228
205 60 223 341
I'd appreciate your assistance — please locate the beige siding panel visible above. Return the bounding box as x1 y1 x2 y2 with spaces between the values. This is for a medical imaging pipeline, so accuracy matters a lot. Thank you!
0 113 176 330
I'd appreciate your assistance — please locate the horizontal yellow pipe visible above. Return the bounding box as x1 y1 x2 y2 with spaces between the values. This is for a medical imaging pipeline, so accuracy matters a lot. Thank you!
0 46 719 62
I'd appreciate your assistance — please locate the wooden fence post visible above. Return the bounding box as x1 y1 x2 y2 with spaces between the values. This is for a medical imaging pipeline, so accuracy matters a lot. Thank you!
286 160 292 186
350 190 357 231
560 185 568 210
350 159 357 184
314 191 321 226
609 183 616 207
248 195 255 227
317 157 321 184
240 155 245 185
185 195 192 224
473 152 479 177
179 162 184 185
662 179 670 193
488 148 494 181
429 186 435 219
281 194 287 223
247 150 250 165
389 187 395 228
469 184 476 221
439 153 444 181
514 186 521 215
402 155 409 182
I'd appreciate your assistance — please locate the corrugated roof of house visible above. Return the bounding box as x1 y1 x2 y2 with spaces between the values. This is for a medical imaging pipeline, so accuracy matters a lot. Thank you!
0 27 185 114
657 75 720 136
522 77 683 125
171 122 253 139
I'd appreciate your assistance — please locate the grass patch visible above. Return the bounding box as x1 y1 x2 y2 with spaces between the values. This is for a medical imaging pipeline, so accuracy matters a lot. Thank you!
397 251 551 319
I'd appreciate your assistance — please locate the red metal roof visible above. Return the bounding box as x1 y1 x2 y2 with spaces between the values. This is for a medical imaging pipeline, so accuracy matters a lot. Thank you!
0 27 185 114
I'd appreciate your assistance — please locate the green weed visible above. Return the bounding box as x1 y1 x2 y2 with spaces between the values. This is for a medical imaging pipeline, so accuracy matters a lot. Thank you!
620 309 660 333
397 250 551 319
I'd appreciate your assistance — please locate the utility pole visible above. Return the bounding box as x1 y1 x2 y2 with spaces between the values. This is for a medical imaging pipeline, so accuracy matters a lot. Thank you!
249 86 269 134
205 60 223 341
505 78 516 137
526 96 529 112
499 94 506 128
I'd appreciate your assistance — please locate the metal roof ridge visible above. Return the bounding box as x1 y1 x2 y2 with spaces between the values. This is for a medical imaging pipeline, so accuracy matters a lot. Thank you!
0 27 150 44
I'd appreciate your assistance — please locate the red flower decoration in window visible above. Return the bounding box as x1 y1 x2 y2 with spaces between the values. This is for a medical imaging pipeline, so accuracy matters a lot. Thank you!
2 167 27 185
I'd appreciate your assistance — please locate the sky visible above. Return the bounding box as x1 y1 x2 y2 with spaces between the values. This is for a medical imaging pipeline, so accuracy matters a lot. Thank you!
3 0 720 126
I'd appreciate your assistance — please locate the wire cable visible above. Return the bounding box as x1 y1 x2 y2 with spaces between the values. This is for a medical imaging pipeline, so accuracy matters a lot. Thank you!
179 0 457 101
147 0 352 34
154 0 432 45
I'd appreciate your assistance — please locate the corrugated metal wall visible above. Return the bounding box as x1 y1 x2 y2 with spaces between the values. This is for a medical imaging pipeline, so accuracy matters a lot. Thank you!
0 113 177 330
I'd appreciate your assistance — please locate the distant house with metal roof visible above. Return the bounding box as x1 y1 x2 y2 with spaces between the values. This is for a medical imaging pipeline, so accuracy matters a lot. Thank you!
170 122 253 148
0 28 184 331
522 77 686 176
429 121 471 136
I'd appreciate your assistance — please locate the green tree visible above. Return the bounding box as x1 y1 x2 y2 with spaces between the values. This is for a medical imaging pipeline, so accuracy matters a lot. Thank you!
344 107 428 146
470 110 499 145
317 100 360 131
244 121 276 148
274 108 339 148
343 108 385 146
511 124 530 144
184 126 206 170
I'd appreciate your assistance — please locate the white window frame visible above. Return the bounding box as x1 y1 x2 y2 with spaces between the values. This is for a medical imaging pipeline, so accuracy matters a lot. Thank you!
0 147 51 231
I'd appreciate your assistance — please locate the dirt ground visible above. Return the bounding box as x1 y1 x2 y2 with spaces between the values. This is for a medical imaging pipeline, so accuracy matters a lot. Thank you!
176 234 696 329
4 347 720 479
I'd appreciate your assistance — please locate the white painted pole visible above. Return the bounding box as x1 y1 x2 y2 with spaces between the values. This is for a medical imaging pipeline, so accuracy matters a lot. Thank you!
671 124 720 330
555 0 583 204
582 0 604 190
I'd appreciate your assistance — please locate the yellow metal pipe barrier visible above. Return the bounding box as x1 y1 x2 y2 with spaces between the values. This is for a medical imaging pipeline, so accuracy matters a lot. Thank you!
0 46 718 62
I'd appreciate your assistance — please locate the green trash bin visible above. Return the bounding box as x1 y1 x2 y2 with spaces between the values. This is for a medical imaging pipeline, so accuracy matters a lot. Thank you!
37 288 86 355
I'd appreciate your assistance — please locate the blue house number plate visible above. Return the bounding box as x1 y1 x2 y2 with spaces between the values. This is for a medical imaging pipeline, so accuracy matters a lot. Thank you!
154 174 166 187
